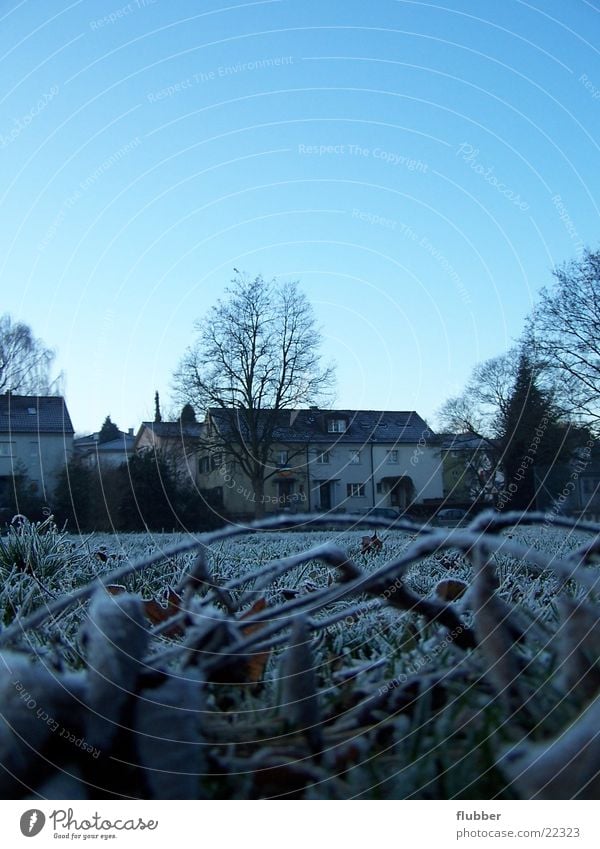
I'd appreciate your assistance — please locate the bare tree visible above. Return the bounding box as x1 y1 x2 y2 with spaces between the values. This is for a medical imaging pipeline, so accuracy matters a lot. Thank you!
438 348 542 505
437 349 518 439
528 249 600 429
173 274 335 515
0 314 57 395
438 345 588 509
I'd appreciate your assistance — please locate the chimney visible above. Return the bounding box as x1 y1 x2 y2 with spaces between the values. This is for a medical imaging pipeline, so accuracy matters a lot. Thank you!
128 428 134 436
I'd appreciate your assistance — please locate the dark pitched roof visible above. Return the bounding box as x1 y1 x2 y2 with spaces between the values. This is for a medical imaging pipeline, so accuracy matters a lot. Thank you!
139 421 205 440
208 408 433 444
74 432 136 453
0 394 74 434
439 432 497 452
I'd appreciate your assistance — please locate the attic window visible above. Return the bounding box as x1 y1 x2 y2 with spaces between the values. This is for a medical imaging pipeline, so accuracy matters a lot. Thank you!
28 407 37 415
327 418 347 433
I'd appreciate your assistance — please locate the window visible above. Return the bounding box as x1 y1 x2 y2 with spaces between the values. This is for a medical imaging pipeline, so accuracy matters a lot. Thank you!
349 449 361 464
199 456 210 474
278 450 289 466
210 453 223 471
582 478 600 496
29 441 39 459
327 418 346 433
0 442 14 457
316 451 330 464
347 483 365 497
386 449 398 463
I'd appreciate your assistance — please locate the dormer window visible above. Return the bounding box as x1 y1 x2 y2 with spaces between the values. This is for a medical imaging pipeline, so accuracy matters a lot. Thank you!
327 418 347 433
27 407 37 415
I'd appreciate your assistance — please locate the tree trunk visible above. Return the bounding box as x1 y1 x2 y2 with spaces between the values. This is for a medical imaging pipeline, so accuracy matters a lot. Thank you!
253 476 266 518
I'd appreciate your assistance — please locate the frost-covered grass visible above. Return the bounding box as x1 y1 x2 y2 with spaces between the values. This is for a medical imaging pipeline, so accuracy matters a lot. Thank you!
1 513 599 800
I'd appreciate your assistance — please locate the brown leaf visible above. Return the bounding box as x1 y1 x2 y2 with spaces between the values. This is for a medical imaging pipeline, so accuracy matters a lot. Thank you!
240 597 267 623
143 589 184 633
239 598 270 684
106 585 184 637
361 532 383 555
435 578 468 602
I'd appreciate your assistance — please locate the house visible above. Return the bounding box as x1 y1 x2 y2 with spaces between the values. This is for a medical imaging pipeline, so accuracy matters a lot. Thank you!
135 420 206 486
305 409 442 513
0 393 74 507
74 428 136 469
199 407 443 518
198 407 312 515
438 432 502 504
534 454 600 518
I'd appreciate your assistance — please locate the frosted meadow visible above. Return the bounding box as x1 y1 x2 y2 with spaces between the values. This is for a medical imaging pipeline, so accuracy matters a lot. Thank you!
1 512 599 799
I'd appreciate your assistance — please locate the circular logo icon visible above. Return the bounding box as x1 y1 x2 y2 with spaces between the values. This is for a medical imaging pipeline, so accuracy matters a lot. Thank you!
20 810 46 837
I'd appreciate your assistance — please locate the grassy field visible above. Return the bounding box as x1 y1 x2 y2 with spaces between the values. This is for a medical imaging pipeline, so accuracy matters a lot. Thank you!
0 514 599 799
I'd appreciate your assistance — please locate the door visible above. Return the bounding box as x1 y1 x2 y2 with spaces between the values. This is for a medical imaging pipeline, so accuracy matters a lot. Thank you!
390 476 414 510
319 481 332 510
277 478 294 508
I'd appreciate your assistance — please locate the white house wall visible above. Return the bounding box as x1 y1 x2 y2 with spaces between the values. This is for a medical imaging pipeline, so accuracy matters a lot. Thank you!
308 445 372 509
371 444 443 502
308 442 443 510
0 432 73 499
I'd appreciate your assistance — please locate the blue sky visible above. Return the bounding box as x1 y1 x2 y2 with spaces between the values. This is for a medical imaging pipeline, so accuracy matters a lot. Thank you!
1 0 599 434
